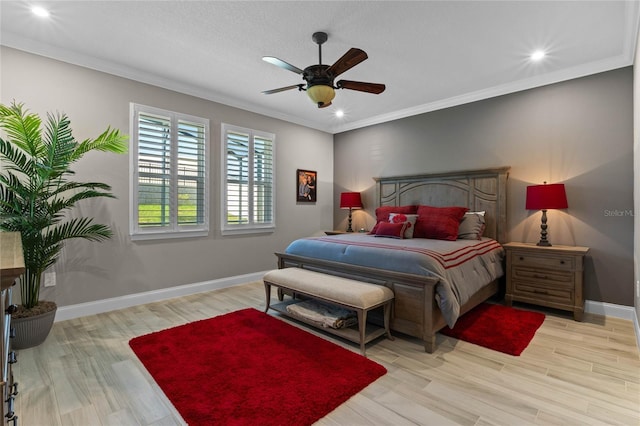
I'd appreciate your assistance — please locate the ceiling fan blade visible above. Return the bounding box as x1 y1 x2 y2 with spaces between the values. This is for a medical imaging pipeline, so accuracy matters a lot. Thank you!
336 80 386 94
327 48 368 77
262 56 304 74
262 84 304 95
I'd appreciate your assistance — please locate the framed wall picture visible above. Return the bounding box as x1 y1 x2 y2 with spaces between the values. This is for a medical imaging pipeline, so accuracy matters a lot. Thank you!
297 169 317 202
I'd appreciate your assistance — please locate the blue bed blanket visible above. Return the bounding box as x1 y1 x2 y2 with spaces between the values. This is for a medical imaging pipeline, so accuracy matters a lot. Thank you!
284 234 504 327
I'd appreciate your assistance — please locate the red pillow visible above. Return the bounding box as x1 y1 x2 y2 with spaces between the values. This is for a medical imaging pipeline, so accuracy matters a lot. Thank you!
374 221 408 239
369 205 418 234
413 205 469 240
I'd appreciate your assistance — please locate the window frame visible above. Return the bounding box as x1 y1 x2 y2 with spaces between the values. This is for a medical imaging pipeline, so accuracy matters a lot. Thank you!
221 123 275 235
129 103 210 241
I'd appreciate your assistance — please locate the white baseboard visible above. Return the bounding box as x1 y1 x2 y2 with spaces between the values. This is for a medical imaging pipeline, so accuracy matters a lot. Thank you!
55 278 640 350
585 300 640 350
54 271 269 322
634 314 640 351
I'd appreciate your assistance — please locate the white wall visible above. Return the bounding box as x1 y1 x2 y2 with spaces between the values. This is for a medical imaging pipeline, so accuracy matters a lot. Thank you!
0 46 334 307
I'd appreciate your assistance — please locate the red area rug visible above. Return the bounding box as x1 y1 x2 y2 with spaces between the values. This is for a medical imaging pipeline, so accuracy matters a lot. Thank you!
441 303 545 356
129 308 386 425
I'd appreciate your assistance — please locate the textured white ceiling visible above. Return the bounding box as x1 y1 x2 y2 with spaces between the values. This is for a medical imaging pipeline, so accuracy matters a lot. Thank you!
1 1 638 134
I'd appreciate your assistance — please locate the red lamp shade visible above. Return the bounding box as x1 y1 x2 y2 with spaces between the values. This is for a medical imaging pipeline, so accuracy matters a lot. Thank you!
526 182 568 247
525 183 568 210
340 192 363 209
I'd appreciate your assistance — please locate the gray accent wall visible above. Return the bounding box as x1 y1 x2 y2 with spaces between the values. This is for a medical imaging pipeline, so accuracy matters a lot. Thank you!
334 67 634 307
1 47 334 307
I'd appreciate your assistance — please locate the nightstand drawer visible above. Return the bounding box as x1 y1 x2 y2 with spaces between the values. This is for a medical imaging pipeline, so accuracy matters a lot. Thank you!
512 280 573 304
511 266 573 286
511 252 574 270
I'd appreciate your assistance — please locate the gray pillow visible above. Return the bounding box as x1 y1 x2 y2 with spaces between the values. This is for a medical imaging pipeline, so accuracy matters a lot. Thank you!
457 211 486 240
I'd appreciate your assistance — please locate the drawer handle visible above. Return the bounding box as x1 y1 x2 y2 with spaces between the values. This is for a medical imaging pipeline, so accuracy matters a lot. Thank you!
533 289 549 294
533 274 548 279
5 395 14 419
519 256 524 261
560 260 565 265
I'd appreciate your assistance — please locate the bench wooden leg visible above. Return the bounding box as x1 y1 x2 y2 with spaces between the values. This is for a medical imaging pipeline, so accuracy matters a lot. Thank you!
383 302 394 341
357 309 366 356
264 282 272 313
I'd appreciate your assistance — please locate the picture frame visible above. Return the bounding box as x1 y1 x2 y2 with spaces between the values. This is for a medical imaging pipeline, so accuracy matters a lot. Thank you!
297 169 317 202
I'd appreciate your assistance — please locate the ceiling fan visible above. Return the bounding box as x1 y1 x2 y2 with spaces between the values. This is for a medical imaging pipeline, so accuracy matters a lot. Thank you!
262 32 386 109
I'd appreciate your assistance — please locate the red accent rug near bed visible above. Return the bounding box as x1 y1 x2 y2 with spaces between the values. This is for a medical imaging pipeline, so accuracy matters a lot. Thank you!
129 308 386 425
441 303 545 356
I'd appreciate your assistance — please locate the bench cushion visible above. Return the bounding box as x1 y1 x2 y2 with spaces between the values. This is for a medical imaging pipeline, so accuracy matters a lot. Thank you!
263 268 394 310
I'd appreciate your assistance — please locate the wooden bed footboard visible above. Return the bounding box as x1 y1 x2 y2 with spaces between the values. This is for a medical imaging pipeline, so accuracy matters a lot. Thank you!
274 252 495 353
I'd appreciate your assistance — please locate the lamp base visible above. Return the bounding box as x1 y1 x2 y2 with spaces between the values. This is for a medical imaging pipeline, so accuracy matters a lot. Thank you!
346 208 354 232
537 209 552 246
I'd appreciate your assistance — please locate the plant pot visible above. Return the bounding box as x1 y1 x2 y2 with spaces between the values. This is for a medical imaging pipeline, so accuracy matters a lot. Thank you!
11 304 57 350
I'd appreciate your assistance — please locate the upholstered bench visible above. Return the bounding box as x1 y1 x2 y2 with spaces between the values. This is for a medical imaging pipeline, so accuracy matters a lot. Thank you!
263 267 394 355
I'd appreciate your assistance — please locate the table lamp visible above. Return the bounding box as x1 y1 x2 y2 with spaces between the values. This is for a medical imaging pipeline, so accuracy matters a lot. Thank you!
525 182 568 246
340 192 363 232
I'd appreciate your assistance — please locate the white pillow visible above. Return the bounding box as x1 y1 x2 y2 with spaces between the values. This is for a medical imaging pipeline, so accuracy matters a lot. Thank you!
389 213 418 239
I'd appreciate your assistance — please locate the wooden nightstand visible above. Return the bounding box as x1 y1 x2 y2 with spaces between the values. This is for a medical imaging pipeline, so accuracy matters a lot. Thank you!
503 242 589 321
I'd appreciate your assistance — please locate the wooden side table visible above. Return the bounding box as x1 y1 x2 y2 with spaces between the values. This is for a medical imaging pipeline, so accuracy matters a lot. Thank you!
0 232 24 291
503 242 589 321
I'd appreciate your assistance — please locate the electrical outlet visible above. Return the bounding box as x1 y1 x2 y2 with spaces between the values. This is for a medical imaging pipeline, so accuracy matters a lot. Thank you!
44 272 56 287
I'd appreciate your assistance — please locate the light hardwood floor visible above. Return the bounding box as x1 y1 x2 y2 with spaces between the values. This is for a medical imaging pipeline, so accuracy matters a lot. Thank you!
14 281 640 425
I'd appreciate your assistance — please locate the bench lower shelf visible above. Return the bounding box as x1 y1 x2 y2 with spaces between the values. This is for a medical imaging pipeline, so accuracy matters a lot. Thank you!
269 299 389 349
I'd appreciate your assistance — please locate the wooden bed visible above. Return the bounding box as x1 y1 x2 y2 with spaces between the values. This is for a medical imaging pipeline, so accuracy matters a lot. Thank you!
275 167 510 353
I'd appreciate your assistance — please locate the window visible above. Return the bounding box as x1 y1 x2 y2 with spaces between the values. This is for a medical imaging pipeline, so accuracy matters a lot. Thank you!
222 124 275 234
130 103 209 240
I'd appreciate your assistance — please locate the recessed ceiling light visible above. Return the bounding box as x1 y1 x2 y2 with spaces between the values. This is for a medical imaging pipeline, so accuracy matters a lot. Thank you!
530 50 546 61
31 6 50 18
335 110 344 118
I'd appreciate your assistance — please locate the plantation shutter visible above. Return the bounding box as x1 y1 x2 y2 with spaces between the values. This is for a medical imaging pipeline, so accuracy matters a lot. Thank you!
253 135 273 224
130 104 209 240
226 130 250 225
137 112 172 227
222 124 275 234
177 120 206 225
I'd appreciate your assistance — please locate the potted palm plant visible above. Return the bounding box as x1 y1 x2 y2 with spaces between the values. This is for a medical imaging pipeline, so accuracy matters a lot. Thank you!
0 102 127 349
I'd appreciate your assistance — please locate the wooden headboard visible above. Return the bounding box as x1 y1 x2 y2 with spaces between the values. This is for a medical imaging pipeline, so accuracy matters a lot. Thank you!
373 167 510 243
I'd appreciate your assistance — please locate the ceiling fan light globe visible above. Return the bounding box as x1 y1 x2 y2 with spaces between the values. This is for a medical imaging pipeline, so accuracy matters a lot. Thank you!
307 84 335 107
